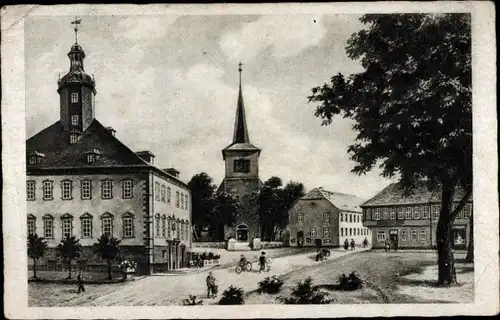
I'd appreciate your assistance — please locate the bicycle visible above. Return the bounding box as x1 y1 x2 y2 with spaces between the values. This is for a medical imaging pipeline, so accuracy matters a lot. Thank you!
235 260 252 274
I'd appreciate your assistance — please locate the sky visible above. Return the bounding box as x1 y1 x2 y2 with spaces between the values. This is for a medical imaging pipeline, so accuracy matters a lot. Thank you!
24 14 397 200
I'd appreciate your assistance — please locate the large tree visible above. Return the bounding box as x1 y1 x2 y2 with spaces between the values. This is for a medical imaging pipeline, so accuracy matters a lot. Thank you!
308 14 471 286
187 172 217 240
28 234 48 279
93 234 121 280
253 177 305 241
210 191 241 241
56 235 82 279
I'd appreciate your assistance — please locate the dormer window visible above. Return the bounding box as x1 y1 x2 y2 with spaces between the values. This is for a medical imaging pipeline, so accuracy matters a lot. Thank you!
70 133 79 144
27 151 45 165
71 115 80 126
29 156 37 165
86 149 101 163
71 92 79 103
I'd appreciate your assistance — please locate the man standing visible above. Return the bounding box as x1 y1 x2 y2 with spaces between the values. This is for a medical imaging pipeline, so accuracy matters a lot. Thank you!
259 252 266 273
77 269 85 294
206 271 217 298
350 239 356 250
344 239 349 251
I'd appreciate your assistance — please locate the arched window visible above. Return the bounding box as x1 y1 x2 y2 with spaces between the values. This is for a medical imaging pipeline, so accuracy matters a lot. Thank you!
122 212 135 238
42 214 54 239
100 212 114 236
61 213 74 238
80 212 93 238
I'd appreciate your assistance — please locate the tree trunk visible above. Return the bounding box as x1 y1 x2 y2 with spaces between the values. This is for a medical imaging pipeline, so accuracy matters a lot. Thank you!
68 259 72 279
108 260 112 280
465 212 474 263
436 184 458 286
33 258 37 279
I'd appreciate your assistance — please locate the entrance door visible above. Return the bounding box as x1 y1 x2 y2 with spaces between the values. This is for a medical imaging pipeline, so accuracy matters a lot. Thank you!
315 239 322 249
297 231 304 247
389 229 399 250
236 224 249 241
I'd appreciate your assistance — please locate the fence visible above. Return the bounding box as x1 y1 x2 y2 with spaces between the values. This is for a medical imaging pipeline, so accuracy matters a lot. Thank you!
192 242 227 249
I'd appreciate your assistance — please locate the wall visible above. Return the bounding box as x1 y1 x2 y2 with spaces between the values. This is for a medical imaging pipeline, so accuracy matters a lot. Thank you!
339 211 371 246
287 198 340 247
27 172 148 248
224 150 259 180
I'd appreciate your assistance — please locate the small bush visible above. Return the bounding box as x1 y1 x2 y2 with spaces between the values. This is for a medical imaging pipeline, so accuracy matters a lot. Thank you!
258 276 285 294
200 252 208 260
278 277 332 304
335 272 363 291
219 285 245 305
183 295 203 306
207 252 215 260
213 254 220 260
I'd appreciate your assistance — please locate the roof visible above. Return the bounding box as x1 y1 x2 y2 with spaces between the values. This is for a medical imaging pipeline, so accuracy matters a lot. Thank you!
223 142 260 152
300 187 365 213
361 182 472 207
26 119 187 186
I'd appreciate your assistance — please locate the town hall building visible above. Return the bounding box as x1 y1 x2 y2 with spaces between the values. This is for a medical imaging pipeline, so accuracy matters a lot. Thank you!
26 22 192 275
217 64 262 242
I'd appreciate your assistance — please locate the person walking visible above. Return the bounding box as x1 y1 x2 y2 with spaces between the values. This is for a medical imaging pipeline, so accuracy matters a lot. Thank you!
384 238 391 252
258 251 267 273
206 271 217 298
344 238 349 251
350 239 356 251
77 269 85 294
363 237 369 248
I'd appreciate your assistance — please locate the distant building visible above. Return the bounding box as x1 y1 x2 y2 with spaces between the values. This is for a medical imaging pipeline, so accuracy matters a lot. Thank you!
217 64 262 242
286 188 369 248
26 31 191 274
361 183 472 249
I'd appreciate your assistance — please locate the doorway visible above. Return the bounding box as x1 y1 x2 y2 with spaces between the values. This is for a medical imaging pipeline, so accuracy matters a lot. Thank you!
297 231 304 247
236 224 249 241
389 229 399 250
315 239 322 249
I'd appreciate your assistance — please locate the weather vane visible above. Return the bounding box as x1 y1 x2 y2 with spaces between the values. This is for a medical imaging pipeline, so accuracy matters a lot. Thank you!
71 16 82 43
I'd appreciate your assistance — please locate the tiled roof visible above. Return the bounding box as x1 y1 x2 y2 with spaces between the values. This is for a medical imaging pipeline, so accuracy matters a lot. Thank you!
361 182 472 207
301 187 365 213
223 142 260 152
26 119 188 186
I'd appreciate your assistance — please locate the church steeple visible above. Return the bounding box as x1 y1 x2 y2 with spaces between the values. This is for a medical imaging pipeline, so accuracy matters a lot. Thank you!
233 62 250 144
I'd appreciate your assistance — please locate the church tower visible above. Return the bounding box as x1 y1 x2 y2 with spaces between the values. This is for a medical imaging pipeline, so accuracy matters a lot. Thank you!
57 18 96 144
219 63 262 242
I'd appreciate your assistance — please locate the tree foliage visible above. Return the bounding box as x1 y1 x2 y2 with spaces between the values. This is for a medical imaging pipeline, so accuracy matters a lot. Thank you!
308 13 471 285
252 177 305 241
93 234 121 280
28 234 48 279
278 277 332 304
56 235 82 279
209 191 241 241
188 173 217 240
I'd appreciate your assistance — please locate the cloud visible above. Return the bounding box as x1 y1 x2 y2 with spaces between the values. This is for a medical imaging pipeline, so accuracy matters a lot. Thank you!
116 16 178 41
219 15 327 63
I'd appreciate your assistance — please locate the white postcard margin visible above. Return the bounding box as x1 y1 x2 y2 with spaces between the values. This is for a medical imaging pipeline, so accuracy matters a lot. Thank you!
1 2 498 318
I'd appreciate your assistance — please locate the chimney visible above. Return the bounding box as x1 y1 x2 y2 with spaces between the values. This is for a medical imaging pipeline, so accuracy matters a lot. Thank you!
106 127 116 136
164 168 180 178
135 151 155 165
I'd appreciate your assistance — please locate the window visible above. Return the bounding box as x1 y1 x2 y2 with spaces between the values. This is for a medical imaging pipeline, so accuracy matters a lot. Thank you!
167 219 171 239
122 179 133 199
411 230 417 240
397 207 404 219
422 206 429 219
433 205 440 219
167 187 171 204
87 153 95 163
176 191 180 208
414 207 420 219
464 204 472 218
161 216 166 238
377 231 385 241
162 250 167 259
81 180 92 199
390 208 396 220
43 216 54 239
323 228 329 237
180 221 184 240
123 214 134 238
29 156 37 165
349 228 352 236
406 207 412 219
374 208 380 220
185 223 189 240
61 180 72 200
181 193 184 209
185 195 189 210
297 213 304 223
340 213 343 222
349 214 352 223
155 182 160 201
234 159 250 173
101 180 113 199
27 181 36 200
323 213 330 223
70 133 78 144
81 215 92 238
310 228 317 238
161 185 166 203
71 115 79 126
101 214 113 236
366 208 371 220
61 216 73 238
383 208 388 220
27 217 36 236
71 92 79 103
155 214 161 237
43 180 53 200
341 228 344 236
420 230 427 241
401 229 407 241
